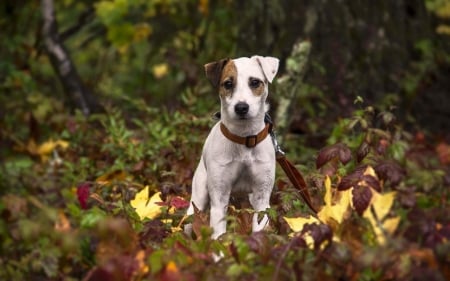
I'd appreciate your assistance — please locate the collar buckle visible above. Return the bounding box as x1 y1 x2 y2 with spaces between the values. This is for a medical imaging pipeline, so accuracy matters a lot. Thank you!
245 135 258 148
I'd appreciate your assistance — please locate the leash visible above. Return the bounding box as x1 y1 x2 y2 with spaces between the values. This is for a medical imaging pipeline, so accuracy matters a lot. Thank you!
217 112 317 213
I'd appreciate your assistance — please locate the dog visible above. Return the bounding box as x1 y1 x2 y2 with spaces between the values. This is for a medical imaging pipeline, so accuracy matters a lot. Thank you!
185 55 279 239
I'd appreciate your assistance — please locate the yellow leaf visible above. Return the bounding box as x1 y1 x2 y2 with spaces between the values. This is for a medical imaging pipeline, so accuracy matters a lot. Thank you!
152 63 169 79
363 191 399 244
96 169 127 185
366 191 396 221
166 260 179 274
284 215 320 232
383 216 401 235
318 176 351 224
37 139 69 155
130 186 163 220
24 139 69 161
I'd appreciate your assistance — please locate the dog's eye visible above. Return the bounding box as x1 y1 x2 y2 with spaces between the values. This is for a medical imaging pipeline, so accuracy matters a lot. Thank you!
249 78 261 88
223 80 233 90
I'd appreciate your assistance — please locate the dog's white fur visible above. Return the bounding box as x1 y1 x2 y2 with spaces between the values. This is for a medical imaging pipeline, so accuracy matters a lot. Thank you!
186 56 279 239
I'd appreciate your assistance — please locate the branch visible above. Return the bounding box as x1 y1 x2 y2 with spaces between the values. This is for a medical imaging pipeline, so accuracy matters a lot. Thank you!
60 7 95 42
41 0 103 116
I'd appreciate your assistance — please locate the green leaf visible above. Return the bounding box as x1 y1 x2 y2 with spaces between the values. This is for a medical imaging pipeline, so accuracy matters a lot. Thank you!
80 207 107 229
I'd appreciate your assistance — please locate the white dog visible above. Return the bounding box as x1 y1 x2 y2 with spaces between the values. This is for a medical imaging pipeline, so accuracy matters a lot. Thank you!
186 56 279 239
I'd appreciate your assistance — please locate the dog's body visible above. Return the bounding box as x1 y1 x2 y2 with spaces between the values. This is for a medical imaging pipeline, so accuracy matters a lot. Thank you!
186 56 279 239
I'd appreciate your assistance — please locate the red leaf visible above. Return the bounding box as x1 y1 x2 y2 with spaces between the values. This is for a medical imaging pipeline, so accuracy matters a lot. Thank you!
352 186 373 216
77 182 90 209
169 196 190 209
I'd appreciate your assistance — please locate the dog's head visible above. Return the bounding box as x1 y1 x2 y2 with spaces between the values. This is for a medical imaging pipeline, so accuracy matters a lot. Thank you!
204 56 279 121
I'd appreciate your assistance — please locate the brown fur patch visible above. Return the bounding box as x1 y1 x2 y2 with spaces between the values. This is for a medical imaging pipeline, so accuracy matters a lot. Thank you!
249 77 265 96
219 60 237 98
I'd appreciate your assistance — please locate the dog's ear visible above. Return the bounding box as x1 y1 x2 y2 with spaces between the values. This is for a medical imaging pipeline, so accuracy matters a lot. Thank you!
204 59 230 88
254 56 279 83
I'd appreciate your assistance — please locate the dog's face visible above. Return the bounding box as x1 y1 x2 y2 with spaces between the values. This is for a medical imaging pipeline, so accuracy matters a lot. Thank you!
205 56 279 121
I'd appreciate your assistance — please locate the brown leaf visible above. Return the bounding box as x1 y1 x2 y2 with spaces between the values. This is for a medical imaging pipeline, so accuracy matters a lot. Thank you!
301 223 333 250
54 211 71 232
192 202 210 239
352 186 373 216
361 175 381 192
374 161 405 187
316 143 352 169
139 220 168 245
246 232 271 261
337 165 367 191
228 206 253 235
356 140 370 163
96 169 127 184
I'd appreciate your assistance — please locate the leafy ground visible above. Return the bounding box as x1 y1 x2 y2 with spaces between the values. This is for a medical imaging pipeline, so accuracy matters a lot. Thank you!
1 99 449 281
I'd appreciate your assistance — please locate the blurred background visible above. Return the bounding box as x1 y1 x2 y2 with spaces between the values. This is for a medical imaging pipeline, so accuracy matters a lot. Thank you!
2 0 449 135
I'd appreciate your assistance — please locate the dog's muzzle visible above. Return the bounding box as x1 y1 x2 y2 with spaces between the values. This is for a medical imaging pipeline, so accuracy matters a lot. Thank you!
234 102 249 117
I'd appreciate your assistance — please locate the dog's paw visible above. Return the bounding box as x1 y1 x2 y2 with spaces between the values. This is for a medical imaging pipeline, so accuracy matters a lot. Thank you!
212 251 224 262
184 223 193 237
252 213 269 232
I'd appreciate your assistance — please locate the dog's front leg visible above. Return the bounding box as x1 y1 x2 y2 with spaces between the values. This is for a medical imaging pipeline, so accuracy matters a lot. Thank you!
249 164 275 232
207 170 232 239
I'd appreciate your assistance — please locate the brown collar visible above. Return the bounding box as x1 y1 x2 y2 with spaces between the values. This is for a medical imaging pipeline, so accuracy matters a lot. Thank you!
220 122 272 148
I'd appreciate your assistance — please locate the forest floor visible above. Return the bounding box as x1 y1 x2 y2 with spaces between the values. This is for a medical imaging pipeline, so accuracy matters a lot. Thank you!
1 103 449 281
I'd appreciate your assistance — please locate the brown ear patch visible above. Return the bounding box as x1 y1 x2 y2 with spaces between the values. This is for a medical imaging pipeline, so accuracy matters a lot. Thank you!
204 59 230 88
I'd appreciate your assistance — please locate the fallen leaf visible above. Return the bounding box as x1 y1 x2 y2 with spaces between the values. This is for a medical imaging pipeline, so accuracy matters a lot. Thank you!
77 182 91 210
23 138 69 161
169 196 190 209
130 186 164 220
54 211 71 232
96 169 127 185
37 139 69 156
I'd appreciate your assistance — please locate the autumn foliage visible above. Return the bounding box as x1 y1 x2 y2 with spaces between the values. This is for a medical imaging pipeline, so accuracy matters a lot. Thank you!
1 1 450 280
1 100 449 280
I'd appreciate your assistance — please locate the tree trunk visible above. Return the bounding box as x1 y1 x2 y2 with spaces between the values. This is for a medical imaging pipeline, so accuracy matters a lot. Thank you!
40 0 103 116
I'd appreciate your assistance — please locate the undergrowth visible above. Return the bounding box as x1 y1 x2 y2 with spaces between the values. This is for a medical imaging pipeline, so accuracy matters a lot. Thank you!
0 99 449 281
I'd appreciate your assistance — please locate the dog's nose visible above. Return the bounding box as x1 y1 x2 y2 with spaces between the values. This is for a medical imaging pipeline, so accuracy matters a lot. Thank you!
234 102 249 116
